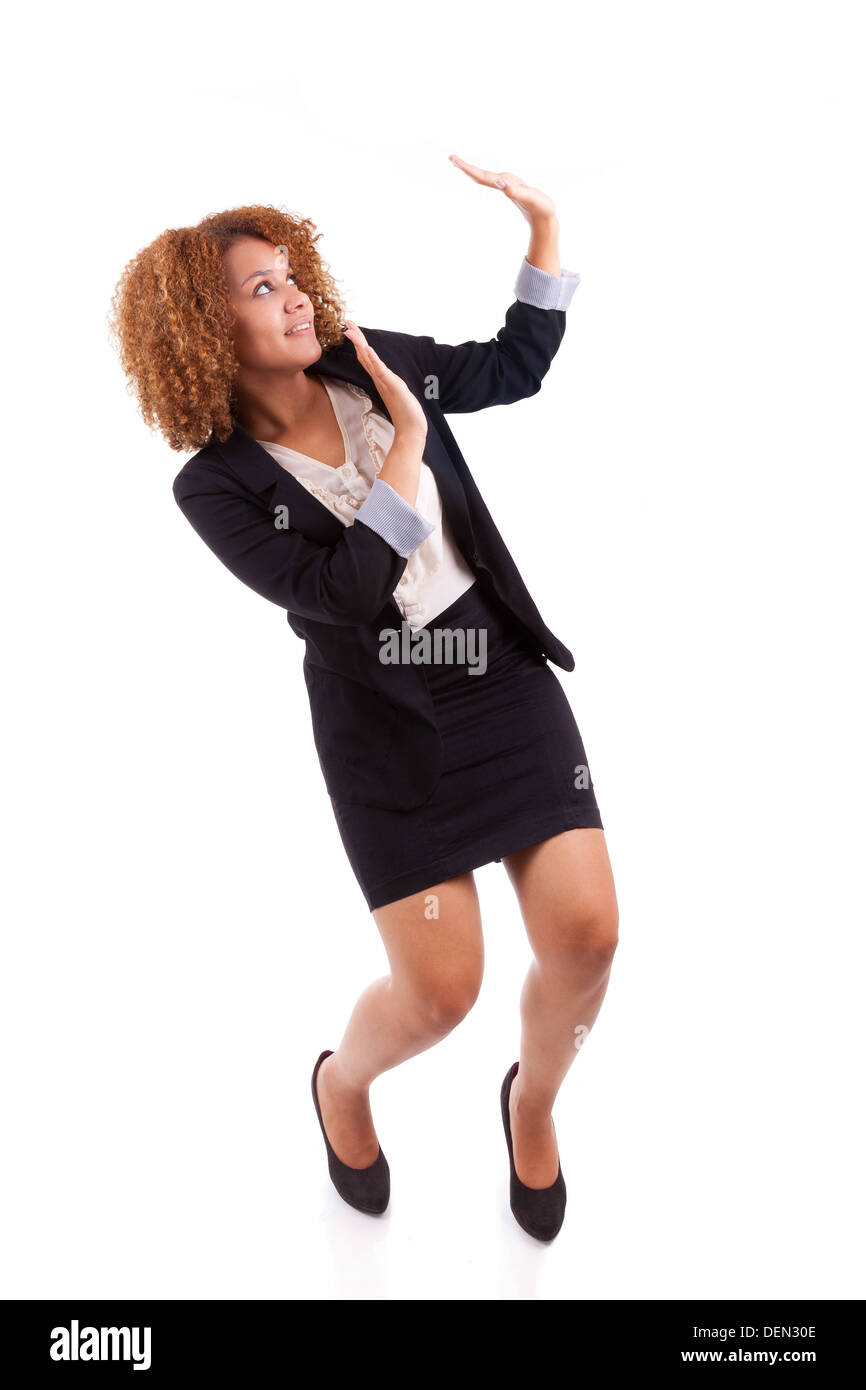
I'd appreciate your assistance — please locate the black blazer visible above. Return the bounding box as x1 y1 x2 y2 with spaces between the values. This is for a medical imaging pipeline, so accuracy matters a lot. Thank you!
173 296 576 811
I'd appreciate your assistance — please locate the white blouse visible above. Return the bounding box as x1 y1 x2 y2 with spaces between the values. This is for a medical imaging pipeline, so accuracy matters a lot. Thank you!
256 378 477 630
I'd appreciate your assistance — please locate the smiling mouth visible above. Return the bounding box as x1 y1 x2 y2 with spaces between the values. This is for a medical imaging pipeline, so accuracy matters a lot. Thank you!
285 321 312 337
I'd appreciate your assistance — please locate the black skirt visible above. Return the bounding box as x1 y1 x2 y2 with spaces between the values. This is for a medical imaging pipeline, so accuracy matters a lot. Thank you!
329 578 604 911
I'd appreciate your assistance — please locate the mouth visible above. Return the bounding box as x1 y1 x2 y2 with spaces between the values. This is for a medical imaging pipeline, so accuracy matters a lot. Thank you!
285 320 312 338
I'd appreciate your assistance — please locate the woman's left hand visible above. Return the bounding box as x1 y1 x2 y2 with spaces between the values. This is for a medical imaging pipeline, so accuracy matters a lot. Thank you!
447 153 557 225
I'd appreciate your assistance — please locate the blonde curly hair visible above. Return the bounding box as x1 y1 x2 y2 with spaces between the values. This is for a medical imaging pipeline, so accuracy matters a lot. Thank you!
108 204 348 453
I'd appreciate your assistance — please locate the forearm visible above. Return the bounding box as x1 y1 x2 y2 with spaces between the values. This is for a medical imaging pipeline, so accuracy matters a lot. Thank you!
173 472 411 625
526 215 561 276
376 432 427 509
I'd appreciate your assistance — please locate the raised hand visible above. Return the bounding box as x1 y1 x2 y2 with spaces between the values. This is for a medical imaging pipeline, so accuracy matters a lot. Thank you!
343 320 428 444
343 319 427 509
447 153 558 224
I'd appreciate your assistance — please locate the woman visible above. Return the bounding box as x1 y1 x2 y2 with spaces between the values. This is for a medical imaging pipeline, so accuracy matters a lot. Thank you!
109 154 619 1242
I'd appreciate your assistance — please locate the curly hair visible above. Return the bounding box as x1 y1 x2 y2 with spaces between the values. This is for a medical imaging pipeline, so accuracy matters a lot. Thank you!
108 204 348 453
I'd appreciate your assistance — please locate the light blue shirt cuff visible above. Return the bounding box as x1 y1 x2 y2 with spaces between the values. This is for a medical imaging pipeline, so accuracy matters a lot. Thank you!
514 256 581 311
355 477 435 558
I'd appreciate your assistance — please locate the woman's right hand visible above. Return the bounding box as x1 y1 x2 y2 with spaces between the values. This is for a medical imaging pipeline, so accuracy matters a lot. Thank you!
343 320 428 446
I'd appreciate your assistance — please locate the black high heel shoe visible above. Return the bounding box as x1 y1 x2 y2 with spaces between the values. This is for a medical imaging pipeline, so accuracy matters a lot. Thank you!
500 1061 567 1241
311 1050 390 1215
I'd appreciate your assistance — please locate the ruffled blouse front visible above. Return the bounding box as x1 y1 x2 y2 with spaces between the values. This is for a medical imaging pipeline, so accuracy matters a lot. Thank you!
256 377 476 630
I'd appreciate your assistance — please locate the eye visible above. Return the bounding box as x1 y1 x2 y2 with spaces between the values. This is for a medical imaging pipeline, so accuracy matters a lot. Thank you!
253 271 298 298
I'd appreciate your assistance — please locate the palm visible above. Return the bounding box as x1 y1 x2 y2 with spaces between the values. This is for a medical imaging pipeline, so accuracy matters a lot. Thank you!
448 153 557 223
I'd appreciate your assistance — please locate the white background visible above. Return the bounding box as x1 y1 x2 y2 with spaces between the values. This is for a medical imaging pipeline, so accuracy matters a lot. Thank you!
2 0 863 1301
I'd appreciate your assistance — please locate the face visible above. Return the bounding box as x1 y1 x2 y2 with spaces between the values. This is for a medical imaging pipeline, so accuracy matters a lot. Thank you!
222 236 322 372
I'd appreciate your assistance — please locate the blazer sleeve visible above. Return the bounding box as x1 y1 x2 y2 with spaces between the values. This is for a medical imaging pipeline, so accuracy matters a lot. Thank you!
386 257 581 415
173 463 423 626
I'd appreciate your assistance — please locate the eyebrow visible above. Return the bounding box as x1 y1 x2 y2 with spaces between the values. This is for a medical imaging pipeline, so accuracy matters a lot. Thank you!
240 265 294 287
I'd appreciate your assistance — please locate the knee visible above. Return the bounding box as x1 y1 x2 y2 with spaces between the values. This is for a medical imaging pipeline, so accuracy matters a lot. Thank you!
588 898 619 963
544 895 619 973
412 971 483 1034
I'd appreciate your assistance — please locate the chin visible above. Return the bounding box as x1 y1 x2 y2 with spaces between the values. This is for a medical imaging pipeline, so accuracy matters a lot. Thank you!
285 331 320 352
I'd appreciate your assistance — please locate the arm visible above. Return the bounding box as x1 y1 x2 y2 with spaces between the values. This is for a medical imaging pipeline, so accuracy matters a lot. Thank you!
173 464 432 627
174 327 436 625
403 156 579 412
399 256 579 414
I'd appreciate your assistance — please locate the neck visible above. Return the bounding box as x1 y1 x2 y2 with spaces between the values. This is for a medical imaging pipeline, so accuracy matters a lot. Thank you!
233 368 322 439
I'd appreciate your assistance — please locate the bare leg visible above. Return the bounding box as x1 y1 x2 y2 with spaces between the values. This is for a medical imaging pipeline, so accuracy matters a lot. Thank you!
315 872 484 1166
501 828 619 1187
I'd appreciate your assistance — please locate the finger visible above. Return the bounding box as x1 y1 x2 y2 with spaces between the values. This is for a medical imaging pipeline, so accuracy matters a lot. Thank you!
494 172 525 194
345 321 380 360
449 155 524 195
344 319 373 354
448 154 500 187
344 321 393 378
